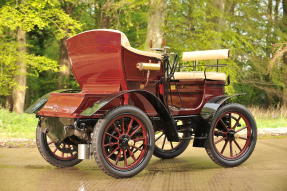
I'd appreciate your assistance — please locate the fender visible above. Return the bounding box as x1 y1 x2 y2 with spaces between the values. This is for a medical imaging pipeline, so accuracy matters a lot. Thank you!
25 89 80 114
200 93 245 120
81 89 179 142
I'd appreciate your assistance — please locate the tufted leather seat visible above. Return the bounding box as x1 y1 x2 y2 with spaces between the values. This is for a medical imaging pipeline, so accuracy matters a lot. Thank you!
174 71 227 81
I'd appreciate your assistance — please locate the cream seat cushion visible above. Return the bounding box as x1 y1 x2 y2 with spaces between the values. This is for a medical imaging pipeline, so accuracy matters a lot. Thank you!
90 29 162 59
174 71 227 81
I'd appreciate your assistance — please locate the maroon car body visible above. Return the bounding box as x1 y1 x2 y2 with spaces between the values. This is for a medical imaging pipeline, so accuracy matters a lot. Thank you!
27 29 257 178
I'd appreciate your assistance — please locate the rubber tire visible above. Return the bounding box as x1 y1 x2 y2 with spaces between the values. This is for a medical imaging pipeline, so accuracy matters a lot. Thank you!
92 106 155 178
205 103 257 167
36 125 82 168
153 132 190 159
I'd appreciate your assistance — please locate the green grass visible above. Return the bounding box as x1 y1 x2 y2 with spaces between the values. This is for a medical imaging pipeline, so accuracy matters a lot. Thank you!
0 109 38 139
0 108 286 140
256 118 287 129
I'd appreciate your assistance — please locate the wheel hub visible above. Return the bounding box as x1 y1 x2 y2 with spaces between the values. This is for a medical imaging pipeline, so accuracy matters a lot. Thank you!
227 130 235 140
119 135 130 149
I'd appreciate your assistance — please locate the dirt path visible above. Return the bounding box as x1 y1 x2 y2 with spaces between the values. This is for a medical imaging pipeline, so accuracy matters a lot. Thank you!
0 138 286 191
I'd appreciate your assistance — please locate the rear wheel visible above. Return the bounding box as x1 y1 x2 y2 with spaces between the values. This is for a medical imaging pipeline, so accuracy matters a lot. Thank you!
36 125 82 168
153 129 190 159
92 106 154 178
205 104 257 167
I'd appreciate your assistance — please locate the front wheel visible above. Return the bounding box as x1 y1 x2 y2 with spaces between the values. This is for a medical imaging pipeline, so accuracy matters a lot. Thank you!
205 104 257 167
92 106 155 178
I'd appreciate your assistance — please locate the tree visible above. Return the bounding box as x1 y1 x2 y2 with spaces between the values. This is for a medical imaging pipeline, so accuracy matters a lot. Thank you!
0 0 81 113
145 0 166 49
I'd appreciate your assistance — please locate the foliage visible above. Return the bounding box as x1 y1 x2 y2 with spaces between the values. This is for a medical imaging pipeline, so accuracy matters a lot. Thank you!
0 0 286 108
0 0 81 97
164 0 287 105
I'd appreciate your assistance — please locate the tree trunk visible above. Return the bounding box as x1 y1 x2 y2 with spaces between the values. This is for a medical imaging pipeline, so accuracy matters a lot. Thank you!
12 28 27 113
58 38 70 88
282 0 287 106
58 1 75 88
145 0 166 49
283 0 287 64
266 0 273 56
212 0 225 48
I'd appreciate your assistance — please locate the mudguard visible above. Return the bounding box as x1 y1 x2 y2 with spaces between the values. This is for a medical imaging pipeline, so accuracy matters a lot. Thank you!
81 89 180 142
200 93 245 120
25 89 80 114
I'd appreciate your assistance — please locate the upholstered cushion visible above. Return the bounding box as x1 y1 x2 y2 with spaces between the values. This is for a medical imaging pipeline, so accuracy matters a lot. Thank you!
174 71 227 81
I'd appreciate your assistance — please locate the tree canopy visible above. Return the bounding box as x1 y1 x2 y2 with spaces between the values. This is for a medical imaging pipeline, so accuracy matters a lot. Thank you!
0 0 286 112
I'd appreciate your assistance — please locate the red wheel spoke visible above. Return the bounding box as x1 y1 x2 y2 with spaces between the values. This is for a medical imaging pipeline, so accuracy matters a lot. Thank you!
214 137 226 144
115 150 122 165
123 150 128 167
133 137 145 142
114 127 121 136
131 145 143 151
214 130 226 136
220 140 228 154
220 119 229 131
234 139 242 151
104 142 118 147
128 148 136 161
48 141 54 145
126 118 134 134
62 152 64 158
232 116 242 129
238 136 247 140
107 146 120 158
235 126 247 133
53 148 58 154
229 113 232 127
170 141 174 149
129 125 142 137
155 132 164 142
229 140 233 157
121 118 125 134
105 132 119 140
161 135 167 149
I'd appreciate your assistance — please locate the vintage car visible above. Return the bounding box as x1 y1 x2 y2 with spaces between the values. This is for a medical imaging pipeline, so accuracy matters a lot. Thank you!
26 29 257 178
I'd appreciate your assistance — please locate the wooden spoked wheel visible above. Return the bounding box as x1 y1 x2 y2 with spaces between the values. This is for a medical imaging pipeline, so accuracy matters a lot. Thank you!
205 104 257 167
93 106 154 178
101 114 149 170
211 112 252 159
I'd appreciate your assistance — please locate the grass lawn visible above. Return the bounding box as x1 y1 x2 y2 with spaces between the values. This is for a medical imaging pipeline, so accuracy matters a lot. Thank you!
0 109 37 140
0 108 286 140
256 118 287 129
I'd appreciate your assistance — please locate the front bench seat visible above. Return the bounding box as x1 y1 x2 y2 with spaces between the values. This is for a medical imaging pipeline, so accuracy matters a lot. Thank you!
95 29 162 59
174 71 227 81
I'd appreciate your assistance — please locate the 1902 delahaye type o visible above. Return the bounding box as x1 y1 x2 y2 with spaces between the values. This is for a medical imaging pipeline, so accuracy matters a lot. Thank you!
26 29 257 178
